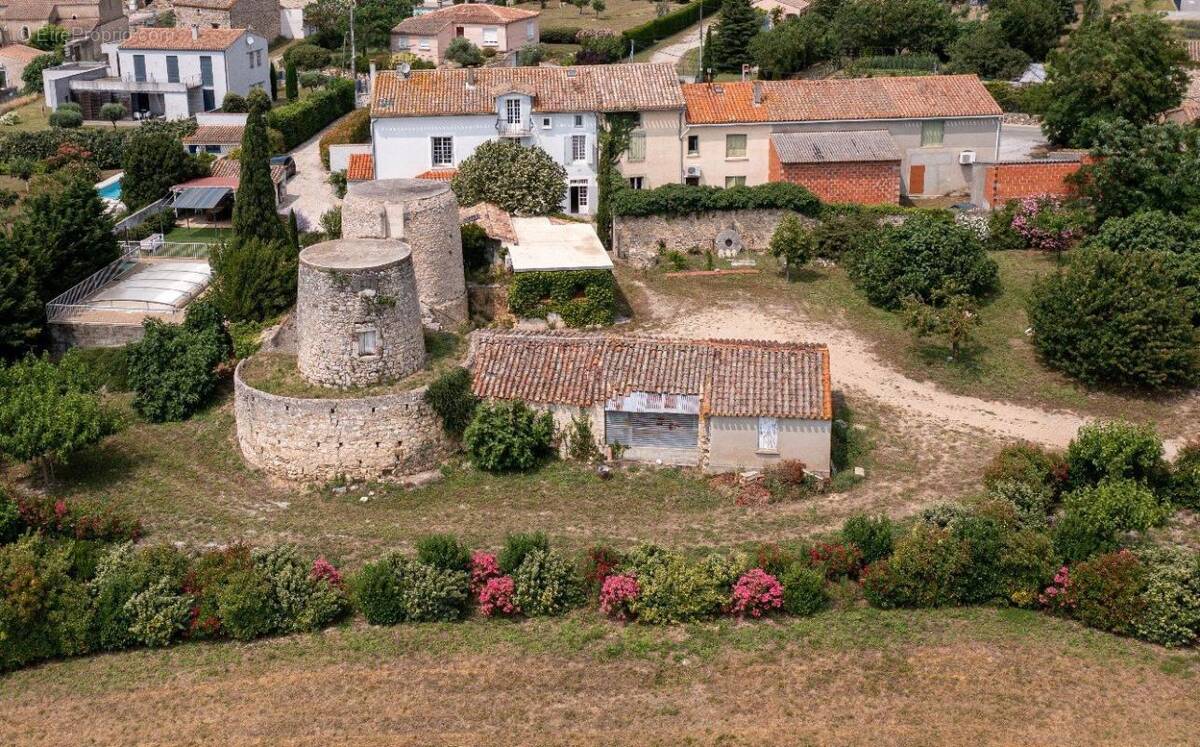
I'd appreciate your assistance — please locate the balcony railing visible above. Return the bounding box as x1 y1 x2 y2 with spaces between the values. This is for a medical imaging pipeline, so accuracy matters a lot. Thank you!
496 117 533 138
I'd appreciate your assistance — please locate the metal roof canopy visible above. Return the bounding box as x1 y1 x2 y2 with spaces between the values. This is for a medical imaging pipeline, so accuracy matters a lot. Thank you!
508 217 614 273
173 186 232 210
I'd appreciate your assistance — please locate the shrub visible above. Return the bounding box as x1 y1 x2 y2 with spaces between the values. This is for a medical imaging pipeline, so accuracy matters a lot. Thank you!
460 222 490 274
1134 548 1200 647
611 181 820 218
729 568 784 618
840 515 894 566
13 494 141 543
1172 442 1200 510
424 367 479 439
215 566 275 640
1059 478 1169 549
221 92 248 113
779 563 829 616
352 553 469 624
49 108 83 129
0 535 92 671
267 78 354 150
317 108 370 169
127 307 229 423
988 479 1054 528
511 549 580 617
478 575 518 617
446 37 484 66
763 459 821 500
624 546 743 624
847 213 999 309
124 578 191 647
599 573 639 621
209 237 298 323
470 550 501 594
997 527 1058 607
252 545 348 633
807 542 862 579
516 42 546 66
810 210 880 260
283 42 332 70
463 401 555 473
1066 421 1169 491
498 532 549 575
450 140 567 215
352 553 408 625
581 545 623 591
539 26 581 43
0 490 19 544
89 542 188 650
861 524 971 609
576 28 622 64
507 269 616 327
1027 248 1200 389
1070 549 1147 636
983 442 1066 493
1006 196 1083 254
950 514 1007 604
416 533 471 573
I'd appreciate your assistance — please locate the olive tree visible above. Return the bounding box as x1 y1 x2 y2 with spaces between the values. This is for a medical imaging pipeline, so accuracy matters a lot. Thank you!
450 140 567 216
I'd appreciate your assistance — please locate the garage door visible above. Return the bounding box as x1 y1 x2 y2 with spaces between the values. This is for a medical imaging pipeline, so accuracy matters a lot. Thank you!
604 411 699 450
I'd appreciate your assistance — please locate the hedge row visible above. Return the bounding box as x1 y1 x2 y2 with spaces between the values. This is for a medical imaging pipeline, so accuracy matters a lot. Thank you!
267 77 355 151
610 182 822 217
317 108 371 170
507 269 617 327
539 26 581 45
622 0 723 55
0 119 197 172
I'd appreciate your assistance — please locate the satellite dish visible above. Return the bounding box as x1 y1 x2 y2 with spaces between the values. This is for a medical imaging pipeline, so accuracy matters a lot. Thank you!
399 61 412 77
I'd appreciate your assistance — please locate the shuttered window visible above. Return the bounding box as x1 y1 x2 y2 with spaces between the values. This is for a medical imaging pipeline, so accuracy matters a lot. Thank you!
605 411 699 450
627 132 646 162
166 55 179 83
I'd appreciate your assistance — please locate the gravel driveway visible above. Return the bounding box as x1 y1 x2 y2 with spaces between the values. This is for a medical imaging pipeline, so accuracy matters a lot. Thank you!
277 121 342 230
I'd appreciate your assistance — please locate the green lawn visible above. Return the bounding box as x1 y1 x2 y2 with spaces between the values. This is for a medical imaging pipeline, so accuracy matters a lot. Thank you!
163 226 234 244
518 0 662 33
0 96 51 132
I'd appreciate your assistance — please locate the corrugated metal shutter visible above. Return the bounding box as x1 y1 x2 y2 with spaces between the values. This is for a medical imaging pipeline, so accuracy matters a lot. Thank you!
605 411 698 449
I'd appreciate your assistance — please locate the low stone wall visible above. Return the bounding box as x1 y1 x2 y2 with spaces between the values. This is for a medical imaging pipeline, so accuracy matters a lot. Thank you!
467 283 507 321
612 209 797 268
234 360 452 483
49 321 144 354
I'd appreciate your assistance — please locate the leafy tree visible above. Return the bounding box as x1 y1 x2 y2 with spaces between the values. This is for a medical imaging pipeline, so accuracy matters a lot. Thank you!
990 0 1065 61
517 43 546 66
450 140 567 215
285 61 299 101
210 237 297 322
596 113 636 249
445 37 484 67
29 24 68 53
1066 420 1168 491
1027 248 1199 389
750 13 838 79
901 289 981 360
768 213 815 279
463 400 555 473
127 302 230 422
592 0 606 16
0 354 118 483
0 239 42 360
1074 122 1200 222
121 129 204 210
712 0 761 71
944 20 1031 80
834 0 959 56
283 42 333 70
15 168 119 300
847 213 999 309
99 102 126 126
1042 8 1189 146
576 29 623 64
304 0 413 51
232 89 285 243
222 92 248 112
571 0 589 13
22 52 61 94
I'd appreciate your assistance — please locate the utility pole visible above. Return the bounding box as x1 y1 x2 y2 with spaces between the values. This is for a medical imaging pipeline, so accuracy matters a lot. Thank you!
697 2 703 82
348 0 357 94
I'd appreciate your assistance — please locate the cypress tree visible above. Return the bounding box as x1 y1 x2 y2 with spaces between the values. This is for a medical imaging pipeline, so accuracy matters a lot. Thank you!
713 0 761 72
701 27 716 80
232 89 285 243
285 61 299 101
269 61 278 101
287 209 300 253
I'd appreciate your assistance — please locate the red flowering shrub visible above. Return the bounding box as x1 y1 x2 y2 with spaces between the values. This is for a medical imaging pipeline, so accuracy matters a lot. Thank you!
730 568 784 618
310 556 344 588
1069 549 1148 636
15 494 141 542
808 542 863 579
478 575 518 617
1038 565 1075 614
599 573 639 621
181 544 254 639
582 545 623 591
470 551 501 595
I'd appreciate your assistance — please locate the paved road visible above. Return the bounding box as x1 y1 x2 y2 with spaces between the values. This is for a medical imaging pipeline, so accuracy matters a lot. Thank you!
649 20 712 82
277 120 342 230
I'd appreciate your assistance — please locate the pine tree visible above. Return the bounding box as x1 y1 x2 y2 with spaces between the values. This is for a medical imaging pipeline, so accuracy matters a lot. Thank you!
713 0 761 72
285 61 299 101
0 238 42 360
232 89 285 243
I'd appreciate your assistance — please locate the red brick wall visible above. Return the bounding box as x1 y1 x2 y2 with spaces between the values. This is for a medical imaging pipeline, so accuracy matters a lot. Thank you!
982 160 1084 209
768 141 900 205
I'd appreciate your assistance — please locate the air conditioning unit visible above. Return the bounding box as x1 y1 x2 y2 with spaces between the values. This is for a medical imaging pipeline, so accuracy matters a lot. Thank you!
685 166 702 177
959 150 976 165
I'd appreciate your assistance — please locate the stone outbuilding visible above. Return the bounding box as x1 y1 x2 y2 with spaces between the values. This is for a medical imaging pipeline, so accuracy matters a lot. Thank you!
469 330 834 475
342 178 468 328
173 0 280 44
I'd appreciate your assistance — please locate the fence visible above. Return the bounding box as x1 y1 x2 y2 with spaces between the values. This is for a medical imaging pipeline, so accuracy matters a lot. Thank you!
113 197 171 234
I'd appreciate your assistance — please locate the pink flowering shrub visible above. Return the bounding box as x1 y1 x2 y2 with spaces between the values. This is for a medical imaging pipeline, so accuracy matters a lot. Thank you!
1010 196 1078 254
729 568 784 618
310 555 344 588
479 575 518 617
599 573 640 621
470 551 501 594
1039 565 1074 614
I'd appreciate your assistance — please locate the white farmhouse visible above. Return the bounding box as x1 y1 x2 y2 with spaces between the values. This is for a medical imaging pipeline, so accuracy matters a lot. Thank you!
368 64 685 215
42 26 269 120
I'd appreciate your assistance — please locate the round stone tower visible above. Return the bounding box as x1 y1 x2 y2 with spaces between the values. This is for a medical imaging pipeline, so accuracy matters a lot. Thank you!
296 238 426 388
341 179 468 327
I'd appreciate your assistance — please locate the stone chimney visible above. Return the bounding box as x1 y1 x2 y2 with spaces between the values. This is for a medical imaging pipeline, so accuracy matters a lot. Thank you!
466 67 476 89
752 81 763 106
190 25 199 40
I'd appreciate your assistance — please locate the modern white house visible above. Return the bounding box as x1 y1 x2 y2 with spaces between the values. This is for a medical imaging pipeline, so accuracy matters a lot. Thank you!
42 26 269 120
368 64 685 215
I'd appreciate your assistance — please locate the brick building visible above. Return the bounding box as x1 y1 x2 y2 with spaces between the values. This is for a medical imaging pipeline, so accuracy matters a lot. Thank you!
174 0 280 43
969 156 1086 210
767 130 900 204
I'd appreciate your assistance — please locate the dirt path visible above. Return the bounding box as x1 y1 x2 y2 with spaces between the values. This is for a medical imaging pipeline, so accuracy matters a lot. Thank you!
628 281 1188 457
648 20 711 81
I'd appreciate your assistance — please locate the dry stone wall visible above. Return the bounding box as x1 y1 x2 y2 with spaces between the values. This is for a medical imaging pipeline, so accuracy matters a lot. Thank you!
612 209 802 268
234 361 452 482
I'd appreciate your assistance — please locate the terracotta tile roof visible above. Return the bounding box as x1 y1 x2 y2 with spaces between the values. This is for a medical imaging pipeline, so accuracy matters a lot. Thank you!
346 153 374 181
393 3 538 34
0 0 62 21
0 43 46 63
770 130 899 163
119 27 248 51
460 201 515 243
682 75 1001 125
210 157 288 185
182 124 244 145
470 330 832 420
371 63 686 117
416 168 456 181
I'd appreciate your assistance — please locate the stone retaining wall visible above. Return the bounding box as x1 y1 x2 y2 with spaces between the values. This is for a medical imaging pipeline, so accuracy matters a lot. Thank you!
612 209 796 268
234 360 452 482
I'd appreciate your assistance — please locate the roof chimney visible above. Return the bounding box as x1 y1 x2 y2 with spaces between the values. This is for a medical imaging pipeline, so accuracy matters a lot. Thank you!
752 81 763 106
190 24 199 40
466 67 476 88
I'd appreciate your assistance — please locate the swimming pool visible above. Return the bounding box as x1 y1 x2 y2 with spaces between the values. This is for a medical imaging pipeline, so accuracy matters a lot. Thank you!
96 174 123 201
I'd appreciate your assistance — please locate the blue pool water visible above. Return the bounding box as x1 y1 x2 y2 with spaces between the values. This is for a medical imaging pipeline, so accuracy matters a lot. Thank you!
97 177 122 201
